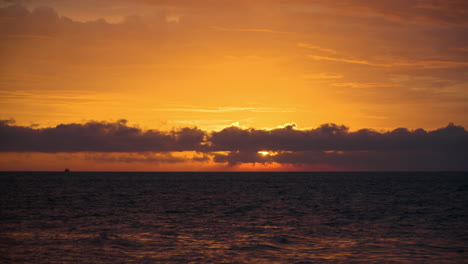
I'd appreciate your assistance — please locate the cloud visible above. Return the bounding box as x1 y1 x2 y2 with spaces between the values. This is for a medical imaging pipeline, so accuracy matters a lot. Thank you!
1 119 467 170
207 123 468 169
84 152 210 163
0 2 467 171
343 0 468 26
210 26 290 34
332 82 400 89
152 106 295 113
208 123 468 153
132 0 468 26
284 0 468 26
308 55 385 66
297 43 338 54
302 73 343 80
308 54 468 69
0 119 206 152
211 149 467 171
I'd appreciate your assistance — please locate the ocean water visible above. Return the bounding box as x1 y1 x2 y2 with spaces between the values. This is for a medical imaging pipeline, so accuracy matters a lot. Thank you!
0 172 467 263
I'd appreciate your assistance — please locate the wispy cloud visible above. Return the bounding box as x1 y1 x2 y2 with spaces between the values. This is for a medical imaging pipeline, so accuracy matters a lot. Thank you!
85 152 209 163
0 91 103 104
395 60 468 69
308 55 468 69
332 82 400 89
210 26 290 34
308 55 386 66
152 106 295 113
449 47 468 52
298 42 338 54
302 73 343 79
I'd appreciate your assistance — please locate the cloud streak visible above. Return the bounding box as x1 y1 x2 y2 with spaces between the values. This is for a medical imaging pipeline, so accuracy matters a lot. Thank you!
308 55 468 69
152 106 295 113
210 26 290 34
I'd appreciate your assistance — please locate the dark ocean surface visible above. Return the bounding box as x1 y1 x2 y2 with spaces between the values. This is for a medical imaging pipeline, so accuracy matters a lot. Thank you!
1 172 467 263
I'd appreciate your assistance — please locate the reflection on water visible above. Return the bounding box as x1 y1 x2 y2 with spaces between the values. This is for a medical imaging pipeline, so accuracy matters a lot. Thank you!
1 172 467 263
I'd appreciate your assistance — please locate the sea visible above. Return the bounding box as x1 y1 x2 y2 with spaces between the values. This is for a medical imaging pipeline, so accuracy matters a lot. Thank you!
0 172 467 263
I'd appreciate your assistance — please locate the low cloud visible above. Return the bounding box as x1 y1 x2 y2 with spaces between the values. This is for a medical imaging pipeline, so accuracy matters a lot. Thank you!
85 152 210 163
1 119 467 170
0 119 205 152
209 123 467 152
211 150 467 171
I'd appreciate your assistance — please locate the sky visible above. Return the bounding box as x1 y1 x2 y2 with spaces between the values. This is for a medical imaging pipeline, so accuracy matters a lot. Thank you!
0 0 467 171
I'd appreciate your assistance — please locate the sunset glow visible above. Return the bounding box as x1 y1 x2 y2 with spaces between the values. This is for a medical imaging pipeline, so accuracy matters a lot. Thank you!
0 0 467 171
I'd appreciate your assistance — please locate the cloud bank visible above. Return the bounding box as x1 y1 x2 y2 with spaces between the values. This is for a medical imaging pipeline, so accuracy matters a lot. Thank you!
1 119 467 170
0 119 205 152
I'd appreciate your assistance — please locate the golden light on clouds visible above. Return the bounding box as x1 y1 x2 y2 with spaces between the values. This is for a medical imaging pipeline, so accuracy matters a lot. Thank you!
0 0 467 170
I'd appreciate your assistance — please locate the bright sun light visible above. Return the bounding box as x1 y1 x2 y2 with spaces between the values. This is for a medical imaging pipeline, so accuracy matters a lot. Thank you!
258 151 270 156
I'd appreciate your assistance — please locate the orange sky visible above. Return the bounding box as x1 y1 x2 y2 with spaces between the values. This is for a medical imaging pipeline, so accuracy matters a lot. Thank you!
0 0 467 171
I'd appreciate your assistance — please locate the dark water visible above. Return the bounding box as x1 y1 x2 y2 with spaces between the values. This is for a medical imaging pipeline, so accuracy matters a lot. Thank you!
1 172 467 263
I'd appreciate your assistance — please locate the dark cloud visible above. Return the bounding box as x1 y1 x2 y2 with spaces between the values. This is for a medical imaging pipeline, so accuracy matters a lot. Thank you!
0 4 181 38
135 0 468 25
0 4 68 37
208 123 467 170
85 152 191 163
212 150 467 171
1 119 467 170
209 123 467 153
0 119 205 152
328 0 468 26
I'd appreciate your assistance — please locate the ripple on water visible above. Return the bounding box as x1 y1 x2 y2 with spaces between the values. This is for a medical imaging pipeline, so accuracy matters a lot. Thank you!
0 171 467 263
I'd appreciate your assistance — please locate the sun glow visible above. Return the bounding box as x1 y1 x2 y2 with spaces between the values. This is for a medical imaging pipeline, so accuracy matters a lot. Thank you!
258 151 275 156
0 1 467 172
